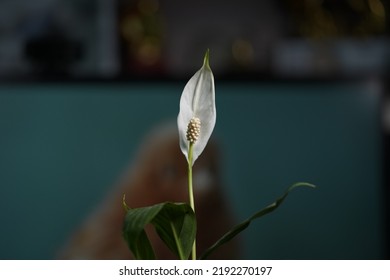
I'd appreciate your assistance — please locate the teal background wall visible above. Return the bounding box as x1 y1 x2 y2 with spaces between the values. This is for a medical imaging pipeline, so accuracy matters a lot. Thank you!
0 81 384 259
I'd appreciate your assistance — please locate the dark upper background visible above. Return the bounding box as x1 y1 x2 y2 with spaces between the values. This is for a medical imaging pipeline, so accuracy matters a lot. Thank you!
0 0 388 80
0 0 389 259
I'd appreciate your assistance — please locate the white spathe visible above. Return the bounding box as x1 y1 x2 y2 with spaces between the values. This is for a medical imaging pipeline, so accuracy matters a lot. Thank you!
177 50 216 165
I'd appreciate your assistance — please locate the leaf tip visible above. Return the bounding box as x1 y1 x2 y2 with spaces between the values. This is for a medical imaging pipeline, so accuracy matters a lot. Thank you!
122 194 130 212
289 182 317 192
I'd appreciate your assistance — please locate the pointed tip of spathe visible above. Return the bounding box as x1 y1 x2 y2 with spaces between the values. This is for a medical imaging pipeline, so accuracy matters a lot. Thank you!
203 49 210 68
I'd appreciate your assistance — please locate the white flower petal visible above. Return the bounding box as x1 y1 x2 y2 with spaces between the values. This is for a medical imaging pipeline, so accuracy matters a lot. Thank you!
177 50 216 165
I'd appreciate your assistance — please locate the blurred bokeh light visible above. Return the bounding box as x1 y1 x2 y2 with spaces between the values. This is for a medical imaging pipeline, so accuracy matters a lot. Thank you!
0 0 387 79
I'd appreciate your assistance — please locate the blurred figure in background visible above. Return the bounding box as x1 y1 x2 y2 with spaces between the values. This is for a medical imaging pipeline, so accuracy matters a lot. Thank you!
59 123 239 259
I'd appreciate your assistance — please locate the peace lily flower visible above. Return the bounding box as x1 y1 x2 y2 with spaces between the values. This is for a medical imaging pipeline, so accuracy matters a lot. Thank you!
122 48 316 262
176 49 216 260
177 49 216 166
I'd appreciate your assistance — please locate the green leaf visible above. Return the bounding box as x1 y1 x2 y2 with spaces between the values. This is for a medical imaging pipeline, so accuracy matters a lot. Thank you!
122 201 196 260
200 182 316 260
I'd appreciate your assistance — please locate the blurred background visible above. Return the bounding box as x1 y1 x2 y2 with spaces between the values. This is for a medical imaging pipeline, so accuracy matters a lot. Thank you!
0 0 389 259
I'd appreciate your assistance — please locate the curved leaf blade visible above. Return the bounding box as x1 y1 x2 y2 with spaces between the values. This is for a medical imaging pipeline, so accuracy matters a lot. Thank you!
122 204 163 260
123 202 196 260
200 182 316 260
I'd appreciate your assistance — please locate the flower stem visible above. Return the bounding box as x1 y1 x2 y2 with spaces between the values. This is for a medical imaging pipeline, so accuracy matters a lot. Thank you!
188 142 196 260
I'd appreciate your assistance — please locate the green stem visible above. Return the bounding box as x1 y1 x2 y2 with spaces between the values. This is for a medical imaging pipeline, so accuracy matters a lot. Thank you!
170 222 185 260
188 142 196 260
